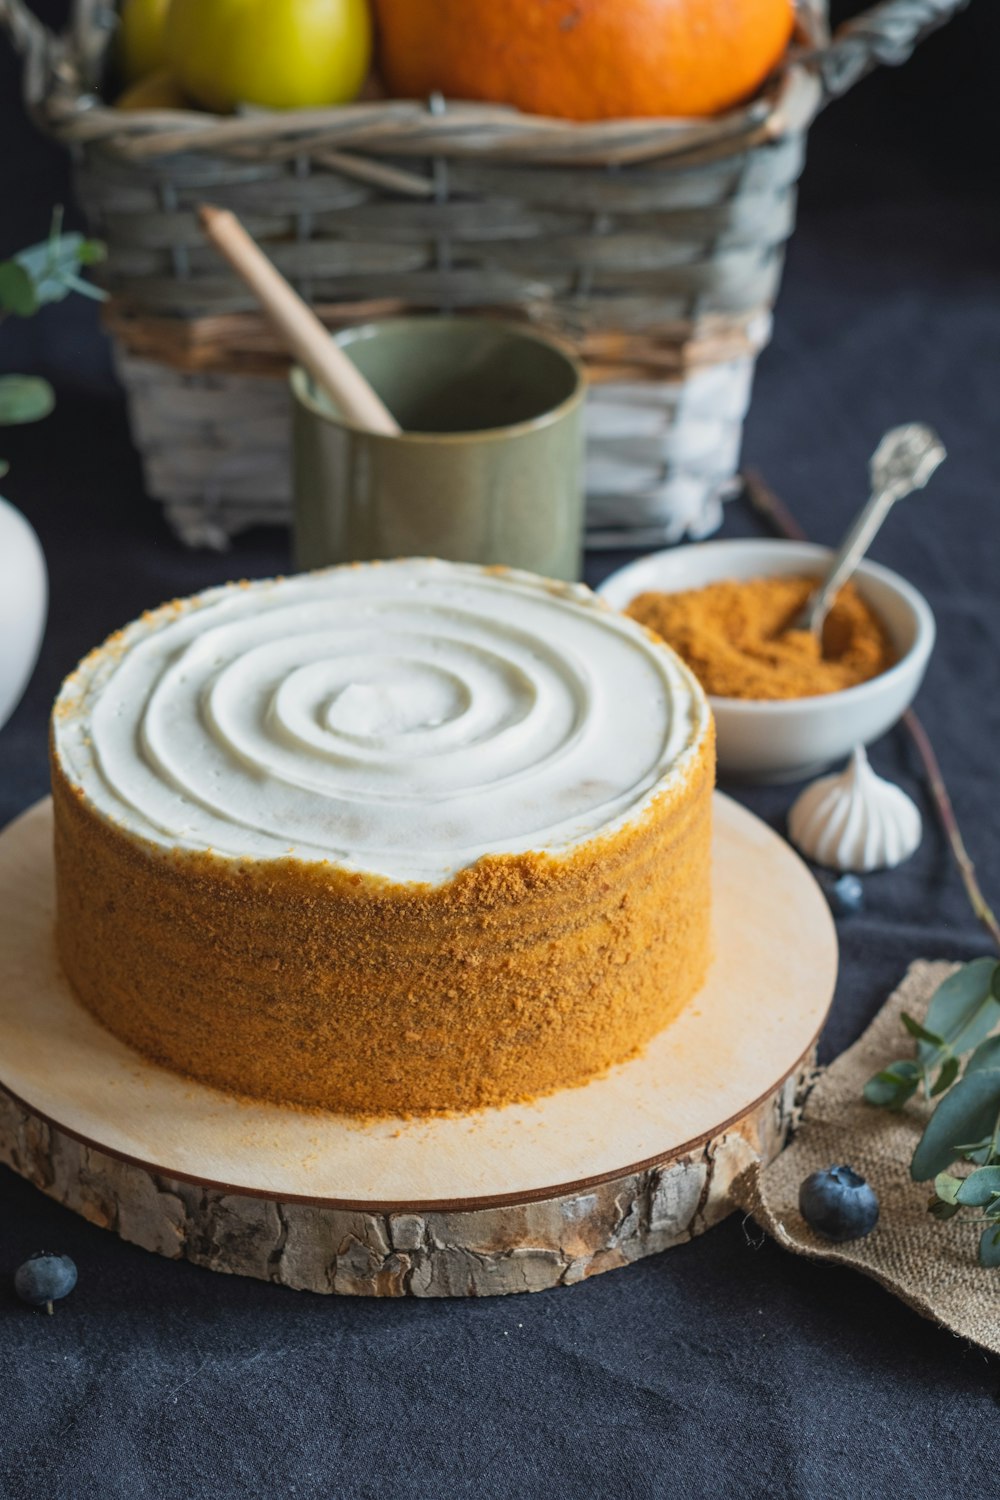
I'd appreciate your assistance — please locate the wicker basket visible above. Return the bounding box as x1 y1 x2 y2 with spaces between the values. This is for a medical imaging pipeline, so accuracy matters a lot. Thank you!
3 0 964 550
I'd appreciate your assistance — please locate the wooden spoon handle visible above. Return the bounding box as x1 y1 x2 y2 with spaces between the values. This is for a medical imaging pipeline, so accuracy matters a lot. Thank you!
198 205 401 437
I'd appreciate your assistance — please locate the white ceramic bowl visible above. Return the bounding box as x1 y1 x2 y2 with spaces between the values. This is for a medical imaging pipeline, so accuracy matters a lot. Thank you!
598 539 935 783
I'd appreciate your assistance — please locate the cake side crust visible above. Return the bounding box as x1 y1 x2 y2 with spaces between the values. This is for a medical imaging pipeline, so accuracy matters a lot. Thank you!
51 724 715 1117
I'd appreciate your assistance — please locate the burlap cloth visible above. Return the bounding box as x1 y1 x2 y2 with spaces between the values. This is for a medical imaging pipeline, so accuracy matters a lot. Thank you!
737 959 1000 1354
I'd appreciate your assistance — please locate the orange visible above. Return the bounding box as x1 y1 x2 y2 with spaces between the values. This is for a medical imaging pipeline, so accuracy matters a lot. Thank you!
374 0 795 120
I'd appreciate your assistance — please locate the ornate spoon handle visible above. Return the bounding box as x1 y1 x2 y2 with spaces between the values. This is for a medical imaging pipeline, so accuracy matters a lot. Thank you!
795 423 946 635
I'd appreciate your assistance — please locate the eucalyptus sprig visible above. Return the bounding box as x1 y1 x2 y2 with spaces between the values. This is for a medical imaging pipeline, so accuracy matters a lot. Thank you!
865 958 1000 1267
0 207 107 466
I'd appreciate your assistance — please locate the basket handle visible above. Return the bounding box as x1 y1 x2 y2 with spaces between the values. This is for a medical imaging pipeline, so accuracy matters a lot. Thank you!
0 0 111 104
810 0 970 101
0 0 60 109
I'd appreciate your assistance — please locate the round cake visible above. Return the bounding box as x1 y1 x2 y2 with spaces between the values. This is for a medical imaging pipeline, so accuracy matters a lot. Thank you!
51 559 715 1115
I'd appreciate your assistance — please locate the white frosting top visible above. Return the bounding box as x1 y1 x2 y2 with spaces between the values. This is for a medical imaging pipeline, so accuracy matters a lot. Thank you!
54 560 710 884
788 745 922 874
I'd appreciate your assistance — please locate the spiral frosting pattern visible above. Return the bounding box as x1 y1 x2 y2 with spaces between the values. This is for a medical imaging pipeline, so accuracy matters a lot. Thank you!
54 561 710 882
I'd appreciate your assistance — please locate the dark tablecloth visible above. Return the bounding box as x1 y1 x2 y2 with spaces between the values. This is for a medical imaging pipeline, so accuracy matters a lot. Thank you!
2 5 1000 1496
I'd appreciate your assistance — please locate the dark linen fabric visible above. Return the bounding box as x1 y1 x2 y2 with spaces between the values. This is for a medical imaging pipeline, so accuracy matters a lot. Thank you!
2 4 999 1496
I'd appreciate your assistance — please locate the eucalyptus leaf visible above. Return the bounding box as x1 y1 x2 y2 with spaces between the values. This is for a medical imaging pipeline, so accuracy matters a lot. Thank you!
901 1012 944 1047
955 1167 1000 1207
864 1059 921 1109
0 260 39 317
911 1069 1000 1181
16 231 86 276
75 240 106 267
929 1198 961 1220
0 458 8 479
931 1056 961 1097
7 230 107 311
966 1034 1000 1076
0 375 55 426
59 272 107 302
979 1226 1000 1269
934 1172 962 1204
925 958 1000 1053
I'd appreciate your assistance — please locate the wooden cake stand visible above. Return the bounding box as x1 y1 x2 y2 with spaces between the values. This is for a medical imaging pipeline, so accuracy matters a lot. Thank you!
0 795 836 1298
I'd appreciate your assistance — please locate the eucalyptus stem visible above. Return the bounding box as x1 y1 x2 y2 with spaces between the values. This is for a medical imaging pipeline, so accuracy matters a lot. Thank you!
742 468 808 544
741 468 1000 956
989 1105 1000 1162
901 709 1000 952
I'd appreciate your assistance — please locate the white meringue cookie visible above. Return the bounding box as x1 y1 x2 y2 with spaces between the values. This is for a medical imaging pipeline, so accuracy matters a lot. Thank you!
788 746 922 873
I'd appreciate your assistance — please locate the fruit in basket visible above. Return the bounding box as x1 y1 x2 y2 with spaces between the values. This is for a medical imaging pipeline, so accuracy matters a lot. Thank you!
115 69 193 111
374 0 795 120
117 0 172 84
165 0 372 113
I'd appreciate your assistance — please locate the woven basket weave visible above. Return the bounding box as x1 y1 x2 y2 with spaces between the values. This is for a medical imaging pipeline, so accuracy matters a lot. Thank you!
3 0 964 550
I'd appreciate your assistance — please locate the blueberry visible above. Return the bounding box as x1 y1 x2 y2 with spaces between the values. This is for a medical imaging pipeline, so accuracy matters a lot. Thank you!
831 874 864 916
799 1165 879 1243
14 1252 78 1314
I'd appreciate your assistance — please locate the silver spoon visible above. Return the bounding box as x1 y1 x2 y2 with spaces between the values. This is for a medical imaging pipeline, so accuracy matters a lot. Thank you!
793 423 946 636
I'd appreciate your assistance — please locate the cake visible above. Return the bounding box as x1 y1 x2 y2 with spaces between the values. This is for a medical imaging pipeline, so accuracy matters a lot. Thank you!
51 559 715 1116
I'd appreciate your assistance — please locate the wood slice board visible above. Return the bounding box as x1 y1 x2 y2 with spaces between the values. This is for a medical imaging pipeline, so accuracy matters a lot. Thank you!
0 794 836 1297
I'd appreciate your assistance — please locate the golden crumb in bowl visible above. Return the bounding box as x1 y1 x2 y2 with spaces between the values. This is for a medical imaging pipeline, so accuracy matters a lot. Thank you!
626 574 896 701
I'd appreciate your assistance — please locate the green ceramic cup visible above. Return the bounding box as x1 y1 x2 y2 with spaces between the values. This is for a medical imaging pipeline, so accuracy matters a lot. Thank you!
290 318 586 581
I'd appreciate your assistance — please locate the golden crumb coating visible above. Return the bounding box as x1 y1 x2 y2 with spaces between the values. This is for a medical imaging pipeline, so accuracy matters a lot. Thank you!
51 729 714 1118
